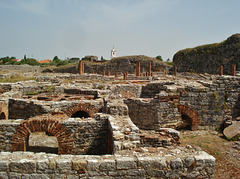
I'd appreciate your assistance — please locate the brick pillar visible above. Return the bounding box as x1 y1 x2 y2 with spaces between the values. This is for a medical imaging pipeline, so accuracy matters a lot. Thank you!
79 61 84 75
148 61 151 76
115 72 118 78
102 70 105 76
232 64 236 76
136 61 140 76
123 73 127 80
107 71 110 76
219 65 223 76
174 66 177 76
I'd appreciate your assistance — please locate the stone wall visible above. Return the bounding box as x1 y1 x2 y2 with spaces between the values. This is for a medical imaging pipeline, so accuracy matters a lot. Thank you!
8 99 103 119
0 117 109 155
124 76 240 130
0 65 41 73
0 151 215 178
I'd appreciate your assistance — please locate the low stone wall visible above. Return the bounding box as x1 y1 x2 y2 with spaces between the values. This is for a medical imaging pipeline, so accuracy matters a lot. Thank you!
0 150 215 178
0 65 41 73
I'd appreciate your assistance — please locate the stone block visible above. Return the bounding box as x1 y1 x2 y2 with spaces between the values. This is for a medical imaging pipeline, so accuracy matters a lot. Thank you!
170 158 183 169
56 159 71 170
72 159 87 171
37 159 49 171
21 174 49 179
184 157 195 168
0 161 8 171
137 157 167 169
146 169 164 177
0 172 8 179
9 172 21 179
10 159 36 173
116 157 137 169
99 159 116 171
87 159 99 171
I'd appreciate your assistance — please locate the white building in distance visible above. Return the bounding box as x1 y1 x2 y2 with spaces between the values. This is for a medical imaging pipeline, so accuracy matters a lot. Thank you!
111 46 116 59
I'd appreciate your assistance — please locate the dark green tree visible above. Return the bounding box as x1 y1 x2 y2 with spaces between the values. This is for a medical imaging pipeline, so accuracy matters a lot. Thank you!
156 55 163 61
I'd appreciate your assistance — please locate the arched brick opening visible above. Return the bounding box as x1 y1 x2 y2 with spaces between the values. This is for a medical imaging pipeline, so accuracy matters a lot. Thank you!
65 103 100 118
0 112 6 120
178 105 201 130
11 116 74 154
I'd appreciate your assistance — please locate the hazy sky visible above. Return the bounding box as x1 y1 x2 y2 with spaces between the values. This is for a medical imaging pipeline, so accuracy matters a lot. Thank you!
0 0 239 60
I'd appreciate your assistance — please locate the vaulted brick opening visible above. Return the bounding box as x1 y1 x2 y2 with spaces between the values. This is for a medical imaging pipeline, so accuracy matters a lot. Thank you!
27 132 59 154
11 117 74 154
0 112 6 120
178 105 201 130
71 111 90 118
65 103 100 118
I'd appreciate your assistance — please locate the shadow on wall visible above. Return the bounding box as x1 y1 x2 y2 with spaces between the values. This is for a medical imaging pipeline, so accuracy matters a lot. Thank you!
0 112 6 120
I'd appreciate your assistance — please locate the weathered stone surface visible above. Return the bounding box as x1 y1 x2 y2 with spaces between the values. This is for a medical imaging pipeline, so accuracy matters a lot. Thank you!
223 121 240 140
99 159 116 171
10 160 36 173
72 159 87 171
116 157 137 169
138 157 167 169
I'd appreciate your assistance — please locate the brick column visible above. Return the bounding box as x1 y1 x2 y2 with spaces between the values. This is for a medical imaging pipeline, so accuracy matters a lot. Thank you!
107 71 110 76
79 61 84 75
148 61 151 76
102 70 105 76
174 66 177 76
232 64 236 76
115 72 118 78
123 73 127 80
136 61 140 76
219 65 223 76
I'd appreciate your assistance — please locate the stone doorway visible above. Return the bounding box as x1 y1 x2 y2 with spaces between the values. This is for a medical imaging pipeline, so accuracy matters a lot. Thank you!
0 112 6 120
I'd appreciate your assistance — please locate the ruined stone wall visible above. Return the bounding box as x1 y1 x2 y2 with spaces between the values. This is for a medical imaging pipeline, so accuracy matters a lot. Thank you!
0 151 215 178
125 76 240 130
0 65 41 73
62 118 109 155
8 99 103 119
111 84 142 98
0 118 108 155
124 98 181 130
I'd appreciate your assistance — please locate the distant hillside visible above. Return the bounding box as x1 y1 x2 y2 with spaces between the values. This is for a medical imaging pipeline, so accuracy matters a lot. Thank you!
82 55 170 74
173 33 240 74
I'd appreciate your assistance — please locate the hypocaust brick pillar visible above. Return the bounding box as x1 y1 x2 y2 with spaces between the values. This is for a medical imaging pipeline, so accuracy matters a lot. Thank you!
174 65 177 76
136 61 141 76
148 61 152 76
79 61 84 75
232 64 236 76
219 65 223 76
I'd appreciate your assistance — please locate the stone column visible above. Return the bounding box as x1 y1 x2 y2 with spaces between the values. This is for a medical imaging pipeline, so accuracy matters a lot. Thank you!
136 61 140 76
79 61 84 75
148 61 152 76
102 70 105 76
107 71 110 76
219 65 223 76
232 64 236 76
174 66 177 76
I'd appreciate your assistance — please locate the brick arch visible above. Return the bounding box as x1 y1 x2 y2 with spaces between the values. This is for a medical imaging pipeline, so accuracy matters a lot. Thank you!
65 103 100 118
11 115 74 154
178 105 201 130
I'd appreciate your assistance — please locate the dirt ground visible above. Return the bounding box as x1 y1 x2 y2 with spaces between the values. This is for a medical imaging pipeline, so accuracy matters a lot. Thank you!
180 130 240 179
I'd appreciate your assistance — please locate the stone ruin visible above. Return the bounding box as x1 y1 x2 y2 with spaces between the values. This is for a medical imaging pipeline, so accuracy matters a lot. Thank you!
2 62 240 178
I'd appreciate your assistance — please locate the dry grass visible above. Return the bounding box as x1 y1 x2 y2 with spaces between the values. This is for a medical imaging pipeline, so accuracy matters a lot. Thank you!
180 131 240 179
0 75 35 83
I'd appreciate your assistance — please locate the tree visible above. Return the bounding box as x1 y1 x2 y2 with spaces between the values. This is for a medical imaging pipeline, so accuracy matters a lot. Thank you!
156 56 163 61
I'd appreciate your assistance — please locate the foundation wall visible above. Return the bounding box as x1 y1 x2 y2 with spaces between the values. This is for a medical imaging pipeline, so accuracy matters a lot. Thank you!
0 151 215 179
0 118 109 155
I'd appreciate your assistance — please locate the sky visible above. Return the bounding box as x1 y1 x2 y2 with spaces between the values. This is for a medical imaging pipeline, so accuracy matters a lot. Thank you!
0 0 240 61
